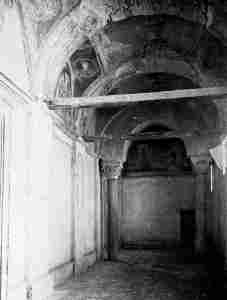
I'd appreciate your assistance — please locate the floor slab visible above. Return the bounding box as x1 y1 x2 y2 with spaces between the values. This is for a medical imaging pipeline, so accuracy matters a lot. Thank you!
48 250 227 300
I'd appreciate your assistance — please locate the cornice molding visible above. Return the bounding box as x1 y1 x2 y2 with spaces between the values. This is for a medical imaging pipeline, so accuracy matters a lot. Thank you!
100 160 123 179
0 72 77 144
0 72 34 109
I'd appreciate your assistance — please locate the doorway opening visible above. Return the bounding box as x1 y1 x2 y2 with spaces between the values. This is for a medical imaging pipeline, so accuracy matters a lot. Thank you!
180 209 196 249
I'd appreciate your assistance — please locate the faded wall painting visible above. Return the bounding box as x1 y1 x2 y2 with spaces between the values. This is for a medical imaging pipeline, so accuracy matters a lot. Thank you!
124 138 192 173
70 39 101 97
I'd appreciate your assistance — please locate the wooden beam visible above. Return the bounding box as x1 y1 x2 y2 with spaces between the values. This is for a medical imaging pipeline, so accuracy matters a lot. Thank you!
46 87 227 109
82 129 224 142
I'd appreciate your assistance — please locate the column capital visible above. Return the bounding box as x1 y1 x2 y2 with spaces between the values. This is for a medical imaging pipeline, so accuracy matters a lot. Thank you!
101 160 123 179
190 154 211 174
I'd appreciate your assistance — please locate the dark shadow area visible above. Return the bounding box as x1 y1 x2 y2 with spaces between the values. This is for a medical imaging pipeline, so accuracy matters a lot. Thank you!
201 237 227 299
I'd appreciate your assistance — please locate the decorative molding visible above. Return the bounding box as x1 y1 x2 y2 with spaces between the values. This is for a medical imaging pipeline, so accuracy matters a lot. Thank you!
0 72 76 147
100 160 122 179
0 72 34 108
124 171 193 178
102 0 212 25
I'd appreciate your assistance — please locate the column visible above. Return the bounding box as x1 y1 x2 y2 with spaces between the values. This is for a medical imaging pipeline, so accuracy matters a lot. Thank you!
191 155 210 255
224 170 227 271
101 160 122 261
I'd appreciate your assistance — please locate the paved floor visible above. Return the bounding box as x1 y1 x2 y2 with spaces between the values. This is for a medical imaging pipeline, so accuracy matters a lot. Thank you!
49 250 226 300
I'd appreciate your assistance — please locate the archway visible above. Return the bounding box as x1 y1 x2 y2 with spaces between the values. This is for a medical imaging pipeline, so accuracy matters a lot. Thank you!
29 1 227 265
120 125 195 251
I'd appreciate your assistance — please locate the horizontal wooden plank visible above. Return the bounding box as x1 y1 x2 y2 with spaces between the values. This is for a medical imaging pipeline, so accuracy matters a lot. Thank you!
82 129 224 142
46 87 227 108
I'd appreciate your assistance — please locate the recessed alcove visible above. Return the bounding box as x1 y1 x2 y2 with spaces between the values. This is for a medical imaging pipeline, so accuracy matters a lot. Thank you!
121 127 195 250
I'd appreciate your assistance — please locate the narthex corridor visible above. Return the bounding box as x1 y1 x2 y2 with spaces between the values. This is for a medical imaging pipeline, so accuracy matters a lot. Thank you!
1 1 227 300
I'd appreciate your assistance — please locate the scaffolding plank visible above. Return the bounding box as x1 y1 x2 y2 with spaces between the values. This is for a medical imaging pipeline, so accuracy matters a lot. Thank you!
46 87 227 109
82 129 224 142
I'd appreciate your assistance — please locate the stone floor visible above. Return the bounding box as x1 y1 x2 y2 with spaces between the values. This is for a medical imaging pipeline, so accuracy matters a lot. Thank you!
49 250 227 300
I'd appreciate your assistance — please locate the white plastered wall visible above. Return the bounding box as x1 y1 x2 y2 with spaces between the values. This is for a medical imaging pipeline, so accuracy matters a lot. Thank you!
0 7 30 93
6 102 75 300
0 85 75 300
0 73 102 300
74 141 101 273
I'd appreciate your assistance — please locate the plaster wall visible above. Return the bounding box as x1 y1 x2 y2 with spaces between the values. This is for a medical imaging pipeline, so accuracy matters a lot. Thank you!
0 79 102 300
121 175 195 247
48 127 74 270
74 142 100 273
6 102 75 300
0 7 30 93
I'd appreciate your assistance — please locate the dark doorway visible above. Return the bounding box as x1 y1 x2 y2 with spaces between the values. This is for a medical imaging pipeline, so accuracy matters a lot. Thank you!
180 209 196 249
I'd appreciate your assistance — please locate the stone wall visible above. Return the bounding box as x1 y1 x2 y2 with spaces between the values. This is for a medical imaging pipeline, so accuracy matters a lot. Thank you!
121 175 195 248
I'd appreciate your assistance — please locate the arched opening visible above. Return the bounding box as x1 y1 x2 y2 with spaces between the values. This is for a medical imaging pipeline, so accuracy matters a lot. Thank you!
120 125 196 252
2 1 227 299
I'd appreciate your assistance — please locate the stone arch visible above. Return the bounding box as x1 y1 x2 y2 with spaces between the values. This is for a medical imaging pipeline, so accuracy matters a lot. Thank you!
84 57 205 96
98 95 221 162
29 2 225 161
90 14 227 83
32 2 227 98
123 133 192 174
122 121 175 164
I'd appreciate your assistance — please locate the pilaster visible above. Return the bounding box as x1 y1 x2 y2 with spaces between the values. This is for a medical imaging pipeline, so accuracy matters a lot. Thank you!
191 154 210 255
100 160 122 260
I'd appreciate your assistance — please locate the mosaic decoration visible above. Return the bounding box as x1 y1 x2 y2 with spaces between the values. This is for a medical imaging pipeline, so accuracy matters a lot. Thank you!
70 40 101 97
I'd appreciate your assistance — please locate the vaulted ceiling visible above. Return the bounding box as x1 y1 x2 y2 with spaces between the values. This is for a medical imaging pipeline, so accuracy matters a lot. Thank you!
18 0 227 160
20 0 227 91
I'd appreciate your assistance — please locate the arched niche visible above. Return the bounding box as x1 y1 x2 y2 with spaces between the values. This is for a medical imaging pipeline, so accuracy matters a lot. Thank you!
120 125 196 250
123 133 193 176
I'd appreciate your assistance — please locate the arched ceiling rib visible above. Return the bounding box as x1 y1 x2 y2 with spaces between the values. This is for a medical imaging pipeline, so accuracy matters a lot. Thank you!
22 0 227 161
95 73 222 161
28 0 227 97
91 14 227 75
100 99 220 138
96 98 221 161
